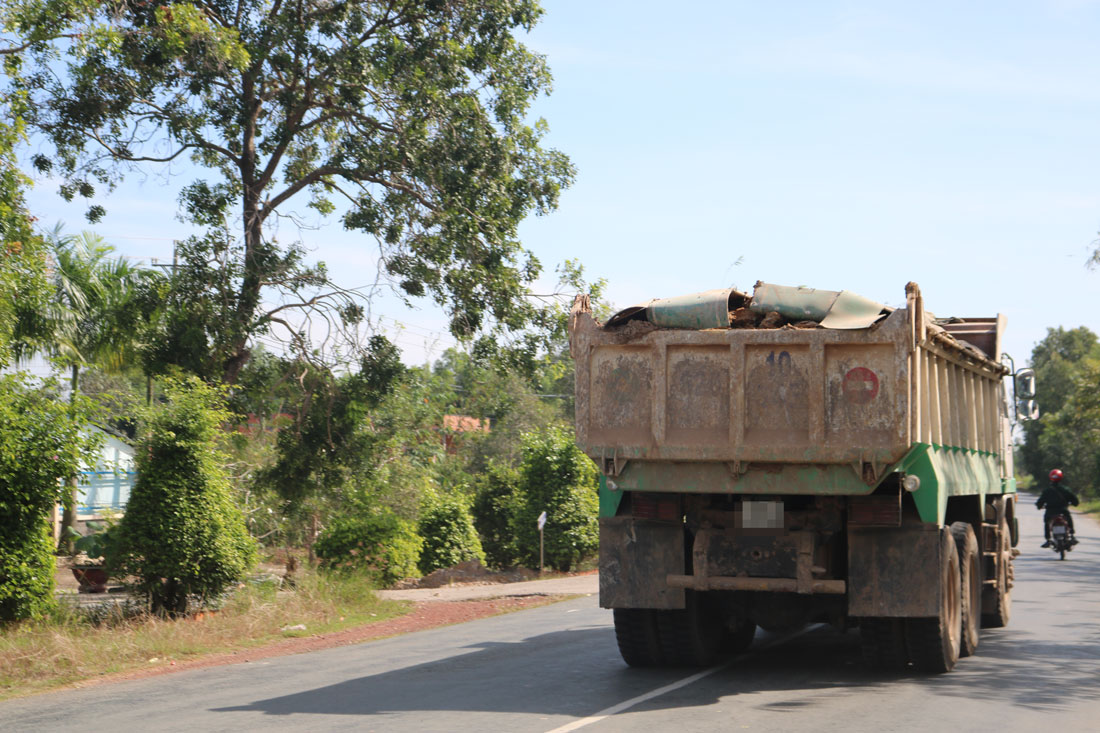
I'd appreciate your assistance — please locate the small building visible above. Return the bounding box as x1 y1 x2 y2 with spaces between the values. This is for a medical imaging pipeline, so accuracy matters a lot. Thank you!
441 415 489 454
76 425 137 517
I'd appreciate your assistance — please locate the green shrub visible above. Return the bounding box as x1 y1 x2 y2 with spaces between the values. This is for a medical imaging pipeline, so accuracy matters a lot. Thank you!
417 494 485 575
516 427 598 572
112 378 257 616
314 510 422 586
471 462 523 568
0 375 96 623
0 525 58 624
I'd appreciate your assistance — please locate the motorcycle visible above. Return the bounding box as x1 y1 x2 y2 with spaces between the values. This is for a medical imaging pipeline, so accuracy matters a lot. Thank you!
1047 513 1075 560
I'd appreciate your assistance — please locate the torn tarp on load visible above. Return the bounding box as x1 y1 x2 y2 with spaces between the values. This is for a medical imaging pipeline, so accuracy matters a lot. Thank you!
603 282 891 331
604 288 748 330
749 283 892 330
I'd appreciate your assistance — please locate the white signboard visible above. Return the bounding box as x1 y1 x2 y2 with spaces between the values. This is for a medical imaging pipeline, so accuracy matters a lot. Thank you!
537 511 547 530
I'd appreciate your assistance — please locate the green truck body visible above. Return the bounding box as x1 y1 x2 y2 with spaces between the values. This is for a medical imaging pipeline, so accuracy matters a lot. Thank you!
569 282 1020 672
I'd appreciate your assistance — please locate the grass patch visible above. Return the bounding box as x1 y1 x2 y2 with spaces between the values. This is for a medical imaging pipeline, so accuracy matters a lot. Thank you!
0 569 408 701
1078 498 1100 516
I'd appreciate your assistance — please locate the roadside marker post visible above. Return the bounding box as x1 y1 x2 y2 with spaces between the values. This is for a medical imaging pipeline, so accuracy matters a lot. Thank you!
537 511 547 574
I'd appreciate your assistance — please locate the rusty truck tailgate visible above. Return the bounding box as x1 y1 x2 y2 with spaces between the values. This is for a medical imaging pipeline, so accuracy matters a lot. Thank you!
572 307 912 481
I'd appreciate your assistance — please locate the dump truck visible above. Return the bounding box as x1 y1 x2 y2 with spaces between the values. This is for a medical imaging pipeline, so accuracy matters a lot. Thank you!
569 282 1032 673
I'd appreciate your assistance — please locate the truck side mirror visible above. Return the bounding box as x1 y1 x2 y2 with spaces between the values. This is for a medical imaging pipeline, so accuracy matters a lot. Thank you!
1014 368 1036 399
1019 398 1039 421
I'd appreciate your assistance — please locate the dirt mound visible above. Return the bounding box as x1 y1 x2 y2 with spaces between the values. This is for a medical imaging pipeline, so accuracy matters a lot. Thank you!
390 560 539 589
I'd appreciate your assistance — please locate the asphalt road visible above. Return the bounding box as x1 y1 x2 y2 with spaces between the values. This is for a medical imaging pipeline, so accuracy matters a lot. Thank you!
3 499 1099 732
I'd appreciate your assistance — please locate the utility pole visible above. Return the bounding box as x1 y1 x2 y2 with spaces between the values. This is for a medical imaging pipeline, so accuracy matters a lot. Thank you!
147 242 179 405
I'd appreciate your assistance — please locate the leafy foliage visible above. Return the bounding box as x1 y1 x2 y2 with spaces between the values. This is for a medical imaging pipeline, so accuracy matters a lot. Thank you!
41 230 160 375
417 494 485 575
262 341 402 502
70 520 119 562
0 4 607 609
0 523 56 625
112 378 257 615
1017 327 1100 498
471 462 523 569
236 339 444 549
314 510 422 587
21 0 574 382
0 375 98 623
33 230 161 545
348 372 448 521
0 58 51 365
515 427 597 572
0 234 51 368
0 61 106 618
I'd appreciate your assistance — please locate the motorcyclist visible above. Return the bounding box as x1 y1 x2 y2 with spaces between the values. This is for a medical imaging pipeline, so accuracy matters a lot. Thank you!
1037 469 1079 547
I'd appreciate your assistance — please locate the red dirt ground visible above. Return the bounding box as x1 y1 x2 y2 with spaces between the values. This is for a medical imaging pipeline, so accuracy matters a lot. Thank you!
52 555 586 692
64 594 568 690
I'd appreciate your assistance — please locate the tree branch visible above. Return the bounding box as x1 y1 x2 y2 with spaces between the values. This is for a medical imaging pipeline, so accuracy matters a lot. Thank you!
0 34 83 55
263 164 437 221
86 130 195 164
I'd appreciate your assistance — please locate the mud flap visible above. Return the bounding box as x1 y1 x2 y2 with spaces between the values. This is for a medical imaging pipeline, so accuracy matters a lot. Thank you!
848 525 942 617
600 516 686 610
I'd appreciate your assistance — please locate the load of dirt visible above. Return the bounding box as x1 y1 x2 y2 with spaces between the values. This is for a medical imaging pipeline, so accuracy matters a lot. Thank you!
728 305 819 330
389 560 539 590
729 306 760 328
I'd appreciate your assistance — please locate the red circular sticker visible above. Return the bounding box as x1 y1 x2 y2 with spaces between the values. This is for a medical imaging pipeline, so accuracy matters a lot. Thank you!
843 367 879 404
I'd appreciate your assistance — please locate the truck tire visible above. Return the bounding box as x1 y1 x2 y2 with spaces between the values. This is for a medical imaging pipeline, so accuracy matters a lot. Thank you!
613 608 664 667
860 618 908 671
950 522 981 658
722 619 757 655
982 514 1013 629
655 591 724 667
906 529 962 673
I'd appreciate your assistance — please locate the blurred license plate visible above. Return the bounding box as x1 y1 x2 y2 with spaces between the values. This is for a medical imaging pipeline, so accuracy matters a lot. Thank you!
1053 526 1067 535
742 500 783 529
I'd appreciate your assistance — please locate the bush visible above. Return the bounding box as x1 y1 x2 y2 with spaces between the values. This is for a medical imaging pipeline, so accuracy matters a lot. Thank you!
112 378 257 616
471 462 523 568
314 510 422 586
0 526 58 624
417 494 485 575
0 375 96 623
516 427 598 572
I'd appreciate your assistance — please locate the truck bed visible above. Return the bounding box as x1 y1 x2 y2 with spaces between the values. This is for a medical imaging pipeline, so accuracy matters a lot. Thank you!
569 283 1010 499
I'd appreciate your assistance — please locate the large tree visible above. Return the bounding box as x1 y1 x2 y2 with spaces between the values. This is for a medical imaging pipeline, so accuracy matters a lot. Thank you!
20 0 573 382
1017 326 1100 496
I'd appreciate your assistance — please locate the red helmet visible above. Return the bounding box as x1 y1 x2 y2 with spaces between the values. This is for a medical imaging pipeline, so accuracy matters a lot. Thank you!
1049 469 1064 483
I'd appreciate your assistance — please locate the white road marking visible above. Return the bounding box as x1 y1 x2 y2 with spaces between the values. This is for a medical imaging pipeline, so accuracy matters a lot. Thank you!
544 626 817 733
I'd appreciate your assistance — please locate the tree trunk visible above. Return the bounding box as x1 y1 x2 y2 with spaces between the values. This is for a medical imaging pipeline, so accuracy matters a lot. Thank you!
222 72 263 385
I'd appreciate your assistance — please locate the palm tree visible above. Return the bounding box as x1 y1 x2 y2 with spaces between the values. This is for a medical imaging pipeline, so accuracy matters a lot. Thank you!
45 229 159 547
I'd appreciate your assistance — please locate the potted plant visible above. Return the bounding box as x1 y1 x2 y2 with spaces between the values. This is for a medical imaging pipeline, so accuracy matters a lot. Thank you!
66 521 117 593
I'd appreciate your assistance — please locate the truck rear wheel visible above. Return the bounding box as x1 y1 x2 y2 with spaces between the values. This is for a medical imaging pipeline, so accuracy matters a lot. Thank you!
613 608 664 667
982 514 1013 628
722 618 757 655
950 522 981 657
860 618 908 671
906 529 962 673
656 591 725 667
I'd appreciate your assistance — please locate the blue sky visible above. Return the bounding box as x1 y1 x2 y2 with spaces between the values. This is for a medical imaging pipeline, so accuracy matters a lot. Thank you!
23 0 1100 367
